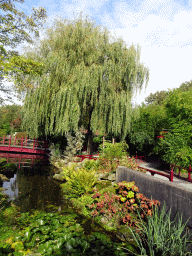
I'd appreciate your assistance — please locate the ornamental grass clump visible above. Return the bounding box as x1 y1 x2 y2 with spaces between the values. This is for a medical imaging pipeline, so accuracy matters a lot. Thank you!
127 202 192 256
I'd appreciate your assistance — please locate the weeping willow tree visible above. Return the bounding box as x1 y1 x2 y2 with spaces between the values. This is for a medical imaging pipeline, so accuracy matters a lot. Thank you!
19 13 149 153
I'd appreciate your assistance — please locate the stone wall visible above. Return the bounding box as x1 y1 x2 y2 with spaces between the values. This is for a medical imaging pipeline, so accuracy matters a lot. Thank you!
116 166 192 232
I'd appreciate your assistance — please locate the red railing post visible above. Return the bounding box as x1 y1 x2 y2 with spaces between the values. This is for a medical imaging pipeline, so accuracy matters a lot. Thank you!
8 136 11 150
21 137 24 150
188 165 191 182
25 137 27 147
170 168 174 182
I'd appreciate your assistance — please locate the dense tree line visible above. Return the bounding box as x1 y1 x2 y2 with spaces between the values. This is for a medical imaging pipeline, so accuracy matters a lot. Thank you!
127 80 192 168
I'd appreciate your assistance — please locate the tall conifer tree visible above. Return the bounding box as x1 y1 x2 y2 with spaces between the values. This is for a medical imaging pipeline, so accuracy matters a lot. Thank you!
20 13 149 153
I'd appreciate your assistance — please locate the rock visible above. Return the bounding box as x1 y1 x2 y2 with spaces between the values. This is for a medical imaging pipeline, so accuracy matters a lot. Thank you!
53 174 64 181
100 217 108 225
116 226 132 241
107 222 115 228
97 173 109 181
107 173 116 181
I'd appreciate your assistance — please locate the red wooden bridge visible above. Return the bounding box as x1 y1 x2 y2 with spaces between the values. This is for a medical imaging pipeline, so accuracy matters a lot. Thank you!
0 136 50 155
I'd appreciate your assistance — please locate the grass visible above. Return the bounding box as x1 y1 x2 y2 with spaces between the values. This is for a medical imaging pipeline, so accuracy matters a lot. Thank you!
126 203 192 256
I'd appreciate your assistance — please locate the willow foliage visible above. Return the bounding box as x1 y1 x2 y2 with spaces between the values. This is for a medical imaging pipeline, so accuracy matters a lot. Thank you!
21 13 149 139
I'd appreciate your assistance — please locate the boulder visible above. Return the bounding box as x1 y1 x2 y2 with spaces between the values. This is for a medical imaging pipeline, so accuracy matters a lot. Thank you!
53 174 64 181
107 173 116 181
97 172 109 181
100 217 108 225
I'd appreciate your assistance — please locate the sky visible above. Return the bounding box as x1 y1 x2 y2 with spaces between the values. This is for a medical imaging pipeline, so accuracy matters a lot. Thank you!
1 0 192 106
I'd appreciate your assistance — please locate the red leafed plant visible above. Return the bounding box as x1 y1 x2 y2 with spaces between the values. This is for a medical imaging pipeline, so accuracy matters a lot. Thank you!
88 181 160 229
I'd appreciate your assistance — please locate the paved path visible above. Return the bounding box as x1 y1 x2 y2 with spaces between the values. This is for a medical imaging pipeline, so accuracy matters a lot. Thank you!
137 156 192 191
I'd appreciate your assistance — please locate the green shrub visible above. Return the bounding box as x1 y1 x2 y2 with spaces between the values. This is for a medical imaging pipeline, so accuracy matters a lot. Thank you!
61 163 80 180
83 159 100 171
0 190 9 212
99 141 128 161
61 168 98 198
3 202 19 225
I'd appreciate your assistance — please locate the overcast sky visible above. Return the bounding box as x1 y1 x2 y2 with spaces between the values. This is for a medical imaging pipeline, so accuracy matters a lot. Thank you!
1 0 192 106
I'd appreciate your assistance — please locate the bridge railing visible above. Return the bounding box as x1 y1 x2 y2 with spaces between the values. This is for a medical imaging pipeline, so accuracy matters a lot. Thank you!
0 136 48 150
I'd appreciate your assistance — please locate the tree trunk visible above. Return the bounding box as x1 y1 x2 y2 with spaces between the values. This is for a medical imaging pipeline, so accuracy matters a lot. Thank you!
87 128 93 155
87 105 94 155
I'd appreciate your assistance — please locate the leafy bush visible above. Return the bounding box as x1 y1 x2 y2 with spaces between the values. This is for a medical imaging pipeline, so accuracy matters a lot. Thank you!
86 181 160 231
61 163 80 180
3 202 19 225
128 202 192 256
99 141 128 161
0 189 9 212
118 156 140 171
83 159 100 171
97 141 129 173
0 162 17 175
61 168 98 198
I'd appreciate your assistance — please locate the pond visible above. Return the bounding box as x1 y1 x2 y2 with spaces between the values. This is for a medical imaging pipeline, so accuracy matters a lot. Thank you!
0 154 64 213
0 154 136 255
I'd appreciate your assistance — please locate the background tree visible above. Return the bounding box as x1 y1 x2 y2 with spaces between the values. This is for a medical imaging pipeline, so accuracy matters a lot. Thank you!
0 0 47 105
144 90 170 105
126 103 168 156
0 104 22 136
176 79 192 92
157 86 192 168
128 79 192 168
16 13 149 154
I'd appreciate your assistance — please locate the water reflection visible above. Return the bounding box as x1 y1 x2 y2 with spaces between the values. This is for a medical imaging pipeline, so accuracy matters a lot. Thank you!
0 153 64 212
2 173 18 200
